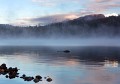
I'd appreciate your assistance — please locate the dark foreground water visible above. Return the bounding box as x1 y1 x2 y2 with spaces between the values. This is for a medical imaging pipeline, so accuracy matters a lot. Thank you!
0 46 120 84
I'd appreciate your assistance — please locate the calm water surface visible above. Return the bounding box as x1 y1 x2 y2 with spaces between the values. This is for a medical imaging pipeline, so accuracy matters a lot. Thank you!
0 46 120 84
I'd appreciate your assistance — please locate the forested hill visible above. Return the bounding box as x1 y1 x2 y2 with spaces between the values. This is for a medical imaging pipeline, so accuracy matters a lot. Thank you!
0 14 120 38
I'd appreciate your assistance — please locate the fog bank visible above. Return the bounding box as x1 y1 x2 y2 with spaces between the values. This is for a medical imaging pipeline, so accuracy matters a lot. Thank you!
0 38 120 46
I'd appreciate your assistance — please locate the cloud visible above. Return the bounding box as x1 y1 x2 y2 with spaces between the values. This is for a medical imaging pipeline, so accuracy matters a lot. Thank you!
13 14 80 26
32 0 81 7
32 0 120 17
12 0 120 26
32 0 56 7
95 0 113 3
87 0 120 12
12 9 96 26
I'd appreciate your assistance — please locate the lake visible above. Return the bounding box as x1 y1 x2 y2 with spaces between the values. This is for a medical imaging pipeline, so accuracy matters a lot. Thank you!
0 46 120 84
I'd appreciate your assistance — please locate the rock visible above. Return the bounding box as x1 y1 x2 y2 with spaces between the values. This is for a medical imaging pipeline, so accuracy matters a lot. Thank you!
20 74 26 79
0 63 53 83
63 50 70 53
57 50 70 53
33 78 40 83
1 63 7 69
8 67 19 79
35 75 42 80
22 74 26 77
46 77 52 82
5 75 9 78
33 75 42 83
24 76 34 81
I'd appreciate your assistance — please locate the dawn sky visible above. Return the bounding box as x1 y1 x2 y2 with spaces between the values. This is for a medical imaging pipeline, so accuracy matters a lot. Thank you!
0 0 119 26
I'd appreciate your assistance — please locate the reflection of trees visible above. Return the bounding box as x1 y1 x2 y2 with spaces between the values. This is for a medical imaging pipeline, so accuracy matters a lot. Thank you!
0 46 120 63
104 60 118 67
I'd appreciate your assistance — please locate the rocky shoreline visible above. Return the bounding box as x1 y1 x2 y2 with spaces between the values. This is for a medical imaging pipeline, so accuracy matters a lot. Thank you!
0 63 52 83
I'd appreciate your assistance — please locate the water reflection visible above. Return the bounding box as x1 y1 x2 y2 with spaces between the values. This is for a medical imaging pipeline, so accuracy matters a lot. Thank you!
104 60 119 68
0 46 120 84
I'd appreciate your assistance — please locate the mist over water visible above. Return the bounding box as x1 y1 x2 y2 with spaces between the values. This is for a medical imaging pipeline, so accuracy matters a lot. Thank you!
0 37 120 46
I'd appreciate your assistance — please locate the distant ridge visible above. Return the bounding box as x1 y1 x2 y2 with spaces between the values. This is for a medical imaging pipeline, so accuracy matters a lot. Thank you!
75 14 105 21
0 14 120 38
